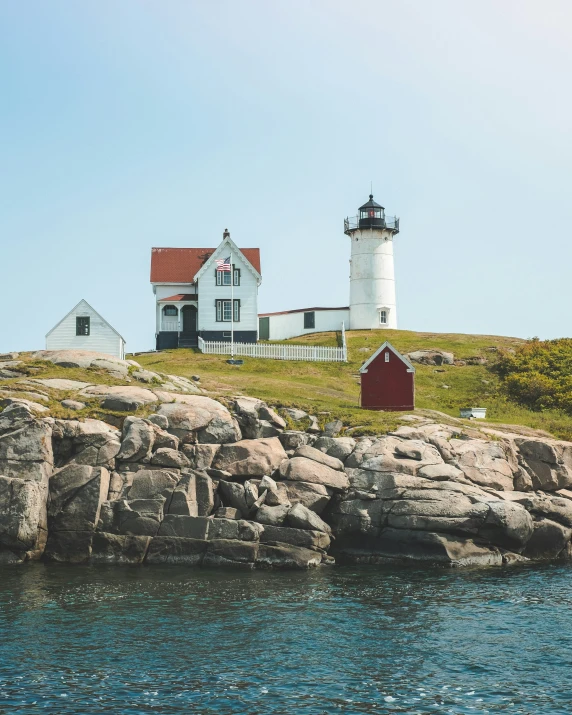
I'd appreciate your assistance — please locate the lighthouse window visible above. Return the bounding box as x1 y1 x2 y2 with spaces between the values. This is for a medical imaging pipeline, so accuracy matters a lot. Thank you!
379 310 388 325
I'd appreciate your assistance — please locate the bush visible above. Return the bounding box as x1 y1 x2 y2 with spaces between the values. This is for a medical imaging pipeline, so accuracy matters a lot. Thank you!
493 338 572 413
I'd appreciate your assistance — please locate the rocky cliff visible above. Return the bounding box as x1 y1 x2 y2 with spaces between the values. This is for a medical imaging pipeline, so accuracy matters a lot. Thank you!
4 383 572 569
3 349 572 569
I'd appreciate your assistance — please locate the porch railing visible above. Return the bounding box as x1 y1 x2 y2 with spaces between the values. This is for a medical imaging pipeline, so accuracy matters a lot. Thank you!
161 319 179 332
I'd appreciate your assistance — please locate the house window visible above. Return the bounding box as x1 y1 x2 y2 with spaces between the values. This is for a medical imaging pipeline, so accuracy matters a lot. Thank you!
304 311 315 329
76 316 90 336
379 310 388 325
233 267 240 286
163 305 177 316
385 351 390 362
216 299 241 322
216 270 232 286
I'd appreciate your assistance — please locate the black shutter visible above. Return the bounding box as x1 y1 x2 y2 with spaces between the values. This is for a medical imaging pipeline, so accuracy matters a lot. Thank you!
215 299 222 322
234 299 241 322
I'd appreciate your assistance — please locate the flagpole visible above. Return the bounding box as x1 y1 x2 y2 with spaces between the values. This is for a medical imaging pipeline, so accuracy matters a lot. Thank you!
230 251 234 360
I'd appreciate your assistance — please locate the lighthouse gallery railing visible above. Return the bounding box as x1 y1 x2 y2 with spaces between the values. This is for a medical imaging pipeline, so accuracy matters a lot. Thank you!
344 215 400 234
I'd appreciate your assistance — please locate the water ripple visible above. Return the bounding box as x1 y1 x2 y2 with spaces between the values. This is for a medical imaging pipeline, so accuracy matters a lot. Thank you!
0 563 571 713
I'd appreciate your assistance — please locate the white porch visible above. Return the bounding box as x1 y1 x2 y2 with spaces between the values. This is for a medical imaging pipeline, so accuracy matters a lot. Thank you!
157 296 198 333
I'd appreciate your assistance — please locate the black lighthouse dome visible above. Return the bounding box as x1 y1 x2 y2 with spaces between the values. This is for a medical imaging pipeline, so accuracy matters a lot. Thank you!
358 194 385 229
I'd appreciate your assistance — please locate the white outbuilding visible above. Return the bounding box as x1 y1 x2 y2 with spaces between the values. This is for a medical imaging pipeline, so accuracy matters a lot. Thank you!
46 299 126 359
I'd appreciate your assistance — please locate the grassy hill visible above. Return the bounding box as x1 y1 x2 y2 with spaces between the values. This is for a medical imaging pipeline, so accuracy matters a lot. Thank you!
134 330 572 441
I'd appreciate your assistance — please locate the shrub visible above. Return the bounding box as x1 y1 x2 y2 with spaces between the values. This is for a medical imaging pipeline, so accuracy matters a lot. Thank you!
493 338 572 413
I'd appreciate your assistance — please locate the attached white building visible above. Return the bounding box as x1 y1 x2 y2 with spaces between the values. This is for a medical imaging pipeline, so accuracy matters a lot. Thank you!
46 299 126 359
258 307 349 341
258 194 400 341
150 231 261 349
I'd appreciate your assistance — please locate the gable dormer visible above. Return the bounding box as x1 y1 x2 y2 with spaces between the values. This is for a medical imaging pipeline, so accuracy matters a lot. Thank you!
193 232 261 286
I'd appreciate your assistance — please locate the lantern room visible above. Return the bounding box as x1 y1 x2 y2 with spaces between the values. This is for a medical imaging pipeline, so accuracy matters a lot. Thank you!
358 194 386 229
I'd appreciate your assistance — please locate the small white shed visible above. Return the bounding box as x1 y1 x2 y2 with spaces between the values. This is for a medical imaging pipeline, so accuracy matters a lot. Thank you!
46 299 126 359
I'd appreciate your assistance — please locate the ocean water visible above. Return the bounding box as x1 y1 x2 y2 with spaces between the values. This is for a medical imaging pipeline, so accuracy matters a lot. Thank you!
0 563 571 714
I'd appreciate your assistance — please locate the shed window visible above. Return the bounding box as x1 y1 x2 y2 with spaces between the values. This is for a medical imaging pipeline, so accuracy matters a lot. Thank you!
76 316 90 336
385 352 390 362
163 305 178 316
379 310 388 325
304 311 315 329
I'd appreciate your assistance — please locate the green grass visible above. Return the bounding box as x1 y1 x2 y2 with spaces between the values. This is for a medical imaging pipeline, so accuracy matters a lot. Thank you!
5 330 572 440
0 359 153 425
133 329 572 440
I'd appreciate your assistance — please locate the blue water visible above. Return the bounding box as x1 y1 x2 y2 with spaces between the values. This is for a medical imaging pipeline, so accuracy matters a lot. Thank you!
0 564 571 714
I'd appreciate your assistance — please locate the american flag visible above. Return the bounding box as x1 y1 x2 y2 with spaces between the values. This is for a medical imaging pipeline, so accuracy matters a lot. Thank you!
216 256 231 272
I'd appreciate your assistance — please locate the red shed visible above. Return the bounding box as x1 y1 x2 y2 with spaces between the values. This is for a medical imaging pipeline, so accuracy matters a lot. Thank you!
359 341 415 411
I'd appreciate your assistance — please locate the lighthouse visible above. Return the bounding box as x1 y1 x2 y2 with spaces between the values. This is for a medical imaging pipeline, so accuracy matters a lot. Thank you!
344 194 400 330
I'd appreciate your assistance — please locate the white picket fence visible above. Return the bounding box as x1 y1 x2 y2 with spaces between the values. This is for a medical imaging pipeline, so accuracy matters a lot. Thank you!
198 325 348 362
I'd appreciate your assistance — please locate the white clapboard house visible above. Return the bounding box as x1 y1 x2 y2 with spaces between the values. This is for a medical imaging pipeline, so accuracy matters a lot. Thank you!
46 299 126 359
150 231 261 349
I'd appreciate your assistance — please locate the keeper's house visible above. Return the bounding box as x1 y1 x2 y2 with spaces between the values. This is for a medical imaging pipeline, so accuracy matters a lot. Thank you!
150 231 261 350
46 299 126 359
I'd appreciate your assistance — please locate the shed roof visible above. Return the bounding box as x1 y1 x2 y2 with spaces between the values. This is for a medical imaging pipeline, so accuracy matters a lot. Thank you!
150 247 261 283
359 341 415 373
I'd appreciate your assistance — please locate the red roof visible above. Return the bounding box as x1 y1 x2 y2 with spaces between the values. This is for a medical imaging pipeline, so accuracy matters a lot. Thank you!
150 247 261 283
158 294 197 302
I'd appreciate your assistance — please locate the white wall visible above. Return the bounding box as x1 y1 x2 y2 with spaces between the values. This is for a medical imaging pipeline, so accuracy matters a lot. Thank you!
197 251 259 333
154 283 195 300
263 309 349 340
349 228 397 330
46 301 125 359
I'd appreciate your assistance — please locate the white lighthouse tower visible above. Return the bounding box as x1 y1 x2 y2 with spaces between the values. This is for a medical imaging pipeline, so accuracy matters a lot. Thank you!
344 194 400 330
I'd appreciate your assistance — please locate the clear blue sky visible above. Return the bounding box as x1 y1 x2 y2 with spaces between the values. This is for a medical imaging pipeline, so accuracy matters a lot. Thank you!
1 1 571 353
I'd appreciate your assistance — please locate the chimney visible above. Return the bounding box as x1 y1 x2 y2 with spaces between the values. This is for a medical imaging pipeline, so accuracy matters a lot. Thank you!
223 228 230 239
